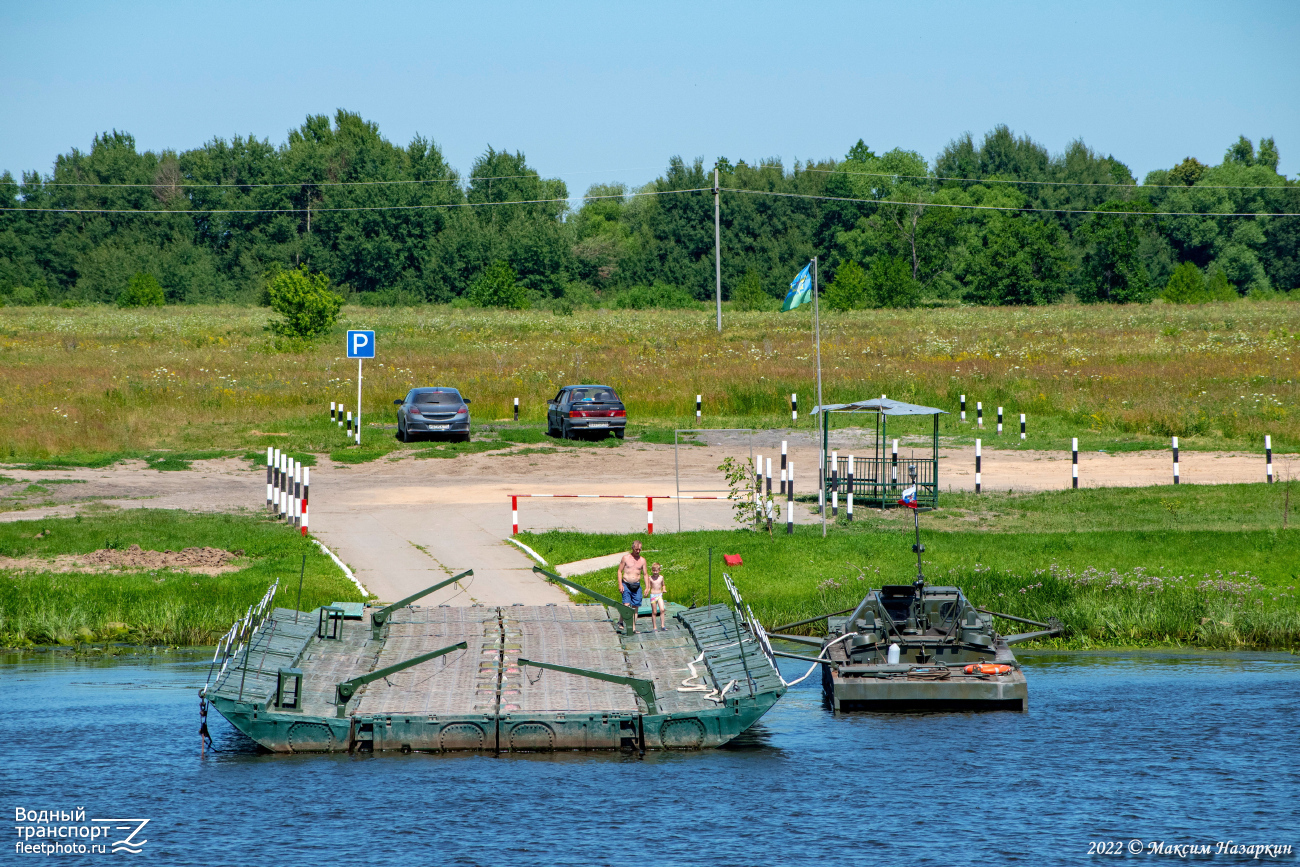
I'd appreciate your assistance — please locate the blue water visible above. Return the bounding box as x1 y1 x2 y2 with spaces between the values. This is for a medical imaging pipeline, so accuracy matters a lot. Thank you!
2 648 1297 865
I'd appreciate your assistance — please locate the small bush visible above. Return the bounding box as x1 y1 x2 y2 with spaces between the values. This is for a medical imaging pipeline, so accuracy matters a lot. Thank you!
266 265 343 339
1162 261 1206 304
868 257 921 308
467 261 530 309
824 260 869 311
731 270 771 312
117 273 164 308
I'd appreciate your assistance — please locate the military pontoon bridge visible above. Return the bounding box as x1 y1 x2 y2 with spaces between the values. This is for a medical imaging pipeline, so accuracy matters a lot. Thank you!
201 568 786 752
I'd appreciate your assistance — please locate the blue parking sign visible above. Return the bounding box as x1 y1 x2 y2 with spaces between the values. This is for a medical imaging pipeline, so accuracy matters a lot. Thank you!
347 330 375 359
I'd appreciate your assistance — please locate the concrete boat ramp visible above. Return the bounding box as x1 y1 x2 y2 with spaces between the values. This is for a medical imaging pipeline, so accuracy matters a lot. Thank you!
202 569 785 753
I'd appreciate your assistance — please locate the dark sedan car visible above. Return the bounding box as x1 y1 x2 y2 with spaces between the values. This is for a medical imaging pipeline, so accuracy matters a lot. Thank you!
546 385 626 439
394 387 472 442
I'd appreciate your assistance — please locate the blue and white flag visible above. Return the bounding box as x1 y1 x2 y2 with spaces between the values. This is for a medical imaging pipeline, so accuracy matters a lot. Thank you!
782 263 813 311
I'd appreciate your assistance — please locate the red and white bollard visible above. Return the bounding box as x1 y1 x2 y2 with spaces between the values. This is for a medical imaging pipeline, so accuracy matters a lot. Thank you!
512 496 519 535
301 467 309 535
647 497 654 534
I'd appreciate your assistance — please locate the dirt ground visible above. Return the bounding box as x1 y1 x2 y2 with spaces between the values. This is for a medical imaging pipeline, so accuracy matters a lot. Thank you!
1 430 1291 605
0 544 241 575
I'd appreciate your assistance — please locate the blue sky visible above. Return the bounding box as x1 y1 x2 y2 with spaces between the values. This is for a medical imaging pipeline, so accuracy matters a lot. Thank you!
2 0 1297 201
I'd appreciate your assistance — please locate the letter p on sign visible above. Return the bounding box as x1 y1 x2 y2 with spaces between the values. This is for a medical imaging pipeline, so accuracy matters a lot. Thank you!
347 330 375 358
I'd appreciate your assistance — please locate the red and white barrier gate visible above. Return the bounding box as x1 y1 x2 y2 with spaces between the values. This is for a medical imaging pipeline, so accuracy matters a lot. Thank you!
509 494 722 535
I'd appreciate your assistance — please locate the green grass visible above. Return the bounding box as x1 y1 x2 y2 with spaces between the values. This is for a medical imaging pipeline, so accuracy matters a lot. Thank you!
518 483 1300 650
0 510 363 647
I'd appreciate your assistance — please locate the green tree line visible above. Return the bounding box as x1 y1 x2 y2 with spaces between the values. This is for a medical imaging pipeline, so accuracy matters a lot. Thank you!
1 110 1296 309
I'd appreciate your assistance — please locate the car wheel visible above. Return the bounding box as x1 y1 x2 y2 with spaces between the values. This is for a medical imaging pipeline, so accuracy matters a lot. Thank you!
561 421 571 440
614 429 625 439
397 423 408 443
460 432 471 443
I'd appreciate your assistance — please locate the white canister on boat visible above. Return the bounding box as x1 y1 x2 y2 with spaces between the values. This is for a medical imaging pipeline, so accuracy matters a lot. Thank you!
887 643 901 665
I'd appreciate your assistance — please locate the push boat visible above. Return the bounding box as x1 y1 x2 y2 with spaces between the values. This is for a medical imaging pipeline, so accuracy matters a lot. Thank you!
773 498 1062 713
200 568 785 752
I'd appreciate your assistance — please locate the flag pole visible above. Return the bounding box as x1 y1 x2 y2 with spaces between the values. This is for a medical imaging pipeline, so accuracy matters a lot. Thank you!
813 256 824 537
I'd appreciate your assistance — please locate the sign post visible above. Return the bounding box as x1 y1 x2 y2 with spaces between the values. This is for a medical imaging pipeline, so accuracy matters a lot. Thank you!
347 330 375 446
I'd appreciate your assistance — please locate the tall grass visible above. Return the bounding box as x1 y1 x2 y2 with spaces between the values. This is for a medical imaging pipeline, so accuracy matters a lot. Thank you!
1 301 1298 462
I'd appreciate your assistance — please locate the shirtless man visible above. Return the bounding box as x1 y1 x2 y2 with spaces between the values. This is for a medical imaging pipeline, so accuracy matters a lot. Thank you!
617 540 648 633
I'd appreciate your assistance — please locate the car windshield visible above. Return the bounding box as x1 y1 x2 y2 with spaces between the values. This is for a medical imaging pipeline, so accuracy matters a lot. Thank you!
570 387 618 402
413 391 461 405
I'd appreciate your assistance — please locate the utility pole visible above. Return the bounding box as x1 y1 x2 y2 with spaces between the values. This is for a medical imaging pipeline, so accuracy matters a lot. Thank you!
714 167 722 332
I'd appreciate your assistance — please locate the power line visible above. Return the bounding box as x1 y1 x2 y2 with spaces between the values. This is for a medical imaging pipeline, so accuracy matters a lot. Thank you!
15 163 674 189
720 187 1299 217
0 188 710 215
801 167 1298 192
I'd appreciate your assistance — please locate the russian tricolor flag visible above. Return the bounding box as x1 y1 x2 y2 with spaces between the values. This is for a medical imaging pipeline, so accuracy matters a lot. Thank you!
898 486 918 508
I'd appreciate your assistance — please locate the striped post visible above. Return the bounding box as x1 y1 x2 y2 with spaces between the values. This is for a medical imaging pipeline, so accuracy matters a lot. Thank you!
960 394 966 423
287 458 296 521
514 397 519 422
791 393 798 423
786 461 794 535
301 467 309 535
276 455 284 519
272 450 281 514
1020 413 1026 441
754 454 763 529
511 496 519 534
780 441 787 495
1072 438 1079 489
294 463 302 527
765 458 773 533
1172 437 1180 484
977 402 983 429
831 450 839 518
997 407 1003 435
647 497 654 535
337 402 344 428
330 401 336 422
975 439 982 494
846 454 855 522
265 446 273 510
1266 436 1274 483
696 394 702 421
346 411 352 437
891 439 898 485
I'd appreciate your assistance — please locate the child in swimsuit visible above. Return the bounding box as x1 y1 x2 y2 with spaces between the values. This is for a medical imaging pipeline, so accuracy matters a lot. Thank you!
647 563 667 631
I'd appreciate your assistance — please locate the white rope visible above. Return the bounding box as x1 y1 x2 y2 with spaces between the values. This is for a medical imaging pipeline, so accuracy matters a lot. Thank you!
780 631 857 687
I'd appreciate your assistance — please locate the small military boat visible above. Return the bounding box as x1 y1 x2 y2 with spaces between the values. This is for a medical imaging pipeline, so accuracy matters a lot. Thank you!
773 491 1061 712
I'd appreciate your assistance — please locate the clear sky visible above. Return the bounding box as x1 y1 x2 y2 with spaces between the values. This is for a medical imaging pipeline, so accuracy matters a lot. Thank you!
2 0 1297 201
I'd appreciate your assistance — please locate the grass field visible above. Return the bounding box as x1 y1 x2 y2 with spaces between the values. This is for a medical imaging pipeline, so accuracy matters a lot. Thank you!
0 510 363 647
2 301 1299 465
519 483 1300 651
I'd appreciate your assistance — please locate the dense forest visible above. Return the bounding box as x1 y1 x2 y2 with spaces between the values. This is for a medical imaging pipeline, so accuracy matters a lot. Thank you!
1 110 1296 309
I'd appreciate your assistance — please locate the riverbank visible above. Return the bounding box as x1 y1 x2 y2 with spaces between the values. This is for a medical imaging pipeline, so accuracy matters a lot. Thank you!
518 484 1300 651
0 510 363 647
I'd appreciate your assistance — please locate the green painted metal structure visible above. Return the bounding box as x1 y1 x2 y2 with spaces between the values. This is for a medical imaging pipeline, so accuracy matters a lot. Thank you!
201 572 786 753
816 398 946 509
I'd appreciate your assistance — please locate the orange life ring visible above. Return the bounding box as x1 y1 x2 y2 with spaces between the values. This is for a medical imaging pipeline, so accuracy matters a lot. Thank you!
964 663 1013 675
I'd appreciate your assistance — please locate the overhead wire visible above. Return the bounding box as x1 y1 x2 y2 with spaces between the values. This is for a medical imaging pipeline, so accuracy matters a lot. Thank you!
0 185 1292 217
719 187 1300 218
0 187 711 215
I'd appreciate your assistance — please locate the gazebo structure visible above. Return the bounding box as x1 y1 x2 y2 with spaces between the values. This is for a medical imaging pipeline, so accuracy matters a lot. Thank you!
814 397 947 510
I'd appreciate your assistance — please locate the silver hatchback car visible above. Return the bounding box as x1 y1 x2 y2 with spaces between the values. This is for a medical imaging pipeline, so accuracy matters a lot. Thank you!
394 387 471 442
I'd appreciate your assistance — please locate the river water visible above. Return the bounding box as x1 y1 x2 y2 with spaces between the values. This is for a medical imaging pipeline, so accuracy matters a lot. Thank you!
2 648 1296 865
